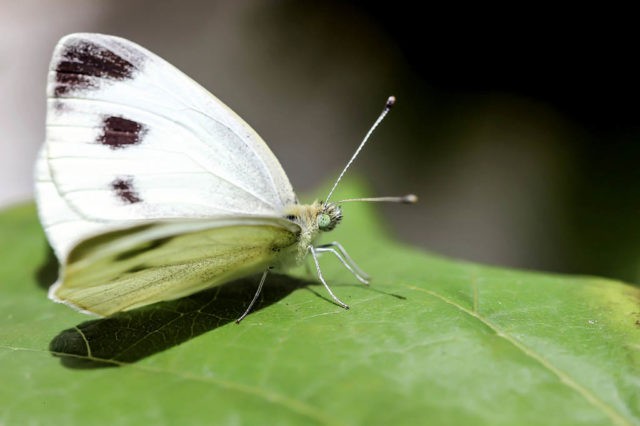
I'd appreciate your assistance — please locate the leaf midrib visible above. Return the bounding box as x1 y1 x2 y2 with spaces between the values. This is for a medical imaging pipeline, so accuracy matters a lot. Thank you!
404 284 633 426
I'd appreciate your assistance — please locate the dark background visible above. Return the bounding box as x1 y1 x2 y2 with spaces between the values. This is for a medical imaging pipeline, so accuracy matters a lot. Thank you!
350 4 640 282
2 1 638 283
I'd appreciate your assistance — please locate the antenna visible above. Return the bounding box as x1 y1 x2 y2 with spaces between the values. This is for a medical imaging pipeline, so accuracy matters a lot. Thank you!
325 95 396 203
337 194 418 204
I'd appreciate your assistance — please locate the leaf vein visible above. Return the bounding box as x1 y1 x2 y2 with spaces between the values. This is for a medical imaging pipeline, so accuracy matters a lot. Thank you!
0 345 342 425
404 284 634 426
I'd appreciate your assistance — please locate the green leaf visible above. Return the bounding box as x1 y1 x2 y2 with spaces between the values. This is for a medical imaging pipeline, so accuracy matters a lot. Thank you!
1 184 639 426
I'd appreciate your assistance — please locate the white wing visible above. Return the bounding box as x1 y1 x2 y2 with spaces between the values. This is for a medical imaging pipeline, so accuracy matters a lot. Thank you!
36 33 297 259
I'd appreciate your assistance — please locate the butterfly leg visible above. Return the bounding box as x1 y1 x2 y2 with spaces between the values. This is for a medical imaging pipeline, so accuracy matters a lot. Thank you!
303 256 314 278
236 270 269 324
308 246 350 310
315 241 370 284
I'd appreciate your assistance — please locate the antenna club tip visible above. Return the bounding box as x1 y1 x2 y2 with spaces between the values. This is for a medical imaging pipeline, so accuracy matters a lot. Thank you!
403 194 418 204
386 95 396 108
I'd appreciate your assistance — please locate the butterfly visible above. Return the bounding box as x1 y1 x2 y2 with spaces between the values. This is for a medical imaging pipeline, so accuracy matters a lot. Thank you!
36 33 416 322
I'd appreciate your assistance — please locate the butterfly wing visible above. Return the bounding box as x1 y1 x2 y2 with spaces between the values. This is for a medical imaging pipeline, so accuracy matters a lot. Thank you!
50 217 300 316
37 33 297 259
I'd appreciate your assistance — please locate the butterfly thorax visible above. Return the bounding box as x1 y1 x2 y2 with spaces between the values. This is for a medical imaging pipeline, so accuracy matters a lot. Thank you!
283 201 343 263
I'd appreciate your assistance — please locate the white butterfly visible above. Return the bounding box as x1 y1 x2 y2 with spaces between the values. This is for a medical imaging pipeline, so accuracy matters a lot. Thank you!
35 33 415 322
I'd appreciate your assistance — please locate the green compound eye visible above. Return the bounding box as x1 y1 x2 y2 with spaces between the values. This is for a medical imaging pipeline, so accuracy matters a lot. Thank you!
317 213 331 230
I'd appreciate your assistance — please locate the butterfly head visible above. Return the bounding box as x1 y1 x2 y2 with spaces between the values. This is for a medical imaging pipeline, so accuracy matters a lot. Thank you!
317 202 342 232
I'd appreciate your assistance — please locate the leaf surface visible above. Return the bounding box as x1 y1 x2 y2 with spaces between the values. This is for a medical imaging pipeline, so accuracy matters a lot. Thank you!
0 185 638 426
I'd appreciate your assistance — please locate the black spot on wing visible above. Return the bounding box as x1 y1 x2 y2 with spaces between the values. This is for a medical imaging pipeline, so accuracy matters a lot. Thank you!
111 176 142 204
98 116 147 149
52 100 71 114
54 39 140 96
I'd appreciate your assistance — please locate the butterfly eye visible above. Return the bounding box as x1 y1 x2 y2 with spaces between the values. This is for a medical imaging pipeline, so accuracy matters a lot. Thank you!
317 213 332 231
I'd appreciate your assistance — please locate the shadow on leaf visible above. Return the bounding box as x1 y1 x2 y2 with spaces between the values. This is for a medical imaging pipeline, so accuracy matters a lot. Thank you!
36 242 58 290
49 274 308 369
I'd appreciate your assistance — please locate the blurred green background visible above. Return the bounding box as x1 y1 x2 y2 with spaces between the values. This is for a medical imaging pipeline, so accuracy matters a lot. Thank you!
1 1 638 283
